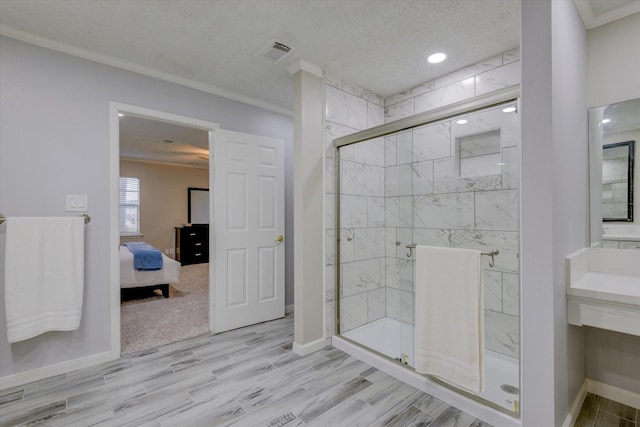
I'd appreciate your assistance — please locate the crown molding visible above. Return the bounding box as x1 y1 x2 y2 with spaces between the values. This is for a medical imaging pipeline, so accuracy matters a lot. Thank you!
0 25 293 117
286 59 323 78
574 0 640 29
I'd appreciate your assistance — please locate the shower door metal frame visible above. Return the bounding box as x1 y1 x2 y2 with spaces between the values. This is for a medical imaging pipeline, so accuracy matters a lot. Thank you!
332 84 521 416
334 84 520 335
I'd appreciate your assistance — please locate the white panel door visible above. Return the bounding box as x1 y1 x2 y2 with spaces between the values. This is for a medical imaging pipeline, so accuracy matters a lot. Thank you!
213 129 285 332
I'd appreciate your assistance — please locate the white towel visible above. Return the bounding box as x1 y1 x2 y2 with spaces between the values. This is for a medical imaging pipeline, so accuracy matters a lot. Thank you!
4 217 85 343
414 245 484 393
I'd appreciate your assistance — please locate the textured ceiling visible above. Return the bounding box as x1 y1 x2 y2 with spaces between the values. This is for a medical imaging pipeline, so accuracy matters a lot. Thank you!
0 0 521 113
2 0 637 167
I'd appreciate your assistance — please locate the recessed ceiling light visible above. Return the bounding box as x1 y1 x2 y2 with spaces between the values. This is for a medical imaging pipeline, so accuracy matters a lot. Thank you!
427 52 446 64
118 113 124 117
503 106 516 113
456 119 468 124
601 118 611 124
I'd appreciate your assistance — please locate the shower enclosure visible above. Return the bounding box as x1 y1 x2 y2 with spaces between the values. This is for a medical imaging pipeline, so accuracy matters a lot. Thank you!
335 99 521 415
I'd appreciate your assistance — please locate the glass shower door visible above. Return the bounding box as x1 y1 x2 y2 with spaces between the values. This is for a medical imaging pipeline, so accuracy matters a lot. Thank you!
337 137 394 355
336 128 416 365
384 129 415 367
408 102 521 413
337 99 521 415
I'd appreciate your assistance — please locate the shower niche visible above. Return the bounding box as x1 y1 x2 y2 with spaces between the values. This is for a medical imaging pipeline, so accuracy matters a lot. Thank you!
456 129 502 178
335 100 521 415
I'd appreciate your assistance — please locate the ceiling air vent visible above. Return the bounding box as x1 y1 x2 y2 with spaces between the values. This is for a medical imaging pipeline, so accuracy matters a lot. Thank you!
254 38 295 64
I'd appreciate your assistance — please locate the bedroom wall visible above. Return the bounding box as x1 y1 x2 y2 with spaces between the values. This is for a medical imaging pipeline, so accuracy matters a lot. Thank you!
0 35 293 380
119 160 209 254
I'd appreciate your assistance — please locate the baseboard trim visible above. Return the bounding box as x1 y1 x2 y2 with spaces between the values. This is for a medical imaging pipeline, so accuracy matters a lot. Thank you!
285 304 294 315
586 378 640 409
0 350 117 390
292 337 326 356
561 378 640 427
563 379 589 427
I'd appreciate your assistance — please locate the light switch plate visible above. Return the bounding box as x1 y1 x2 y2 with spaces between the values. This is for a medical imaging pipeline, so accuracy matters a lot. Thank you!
66 194 88 212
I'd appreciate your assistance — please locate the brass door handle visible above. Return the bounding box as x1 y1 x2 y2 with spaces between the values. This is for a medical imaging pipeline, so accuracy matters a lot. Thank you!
275 235 284 243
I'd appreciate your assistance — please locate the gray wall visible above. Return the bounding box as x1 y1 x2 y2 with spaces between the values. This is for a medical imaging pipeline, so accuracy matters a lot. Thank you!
0 36 294 378
587 12 640 108
551 0 589 423
521 0 588 425
586 328 640 394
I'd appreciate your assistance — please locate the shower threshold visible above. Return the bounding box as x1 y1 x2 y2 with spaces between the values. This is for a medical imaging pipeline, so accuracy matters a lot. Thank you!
342 317 519 414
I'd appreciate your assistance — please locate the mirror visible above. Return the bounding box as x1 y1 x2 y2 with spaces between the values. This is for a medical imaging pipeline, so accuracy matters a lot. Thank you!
602 141 634 222
589 98 640 248
188 187 209 224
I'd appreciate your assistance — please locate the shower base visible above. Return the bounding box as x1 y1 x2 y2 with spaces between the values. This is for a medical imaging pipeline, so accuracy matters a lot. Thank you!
342 317 519 415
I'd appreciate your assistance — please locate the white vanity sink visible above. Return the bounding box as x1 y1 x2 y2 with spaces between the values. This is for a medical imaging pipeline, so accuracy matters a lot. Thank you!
602 225 640 248
566 248 640 336
603 234 640 242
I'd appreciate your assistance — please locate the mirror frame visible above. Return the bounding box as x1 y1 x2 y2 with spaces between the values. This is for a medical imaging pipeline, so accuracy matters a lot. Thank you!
602 140 634 222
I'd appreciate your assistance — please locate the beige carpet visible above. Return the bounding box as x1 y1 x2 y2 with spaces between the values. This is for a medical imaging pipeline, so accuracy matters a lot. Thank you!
120 263 209 355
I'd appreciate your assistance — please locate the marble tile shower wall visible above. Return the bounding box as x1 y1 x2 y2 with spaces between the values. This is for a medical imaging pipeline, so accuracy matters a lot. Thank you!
338 138 388 333
325 77 386 338
325 48 521 359
383 48 520 123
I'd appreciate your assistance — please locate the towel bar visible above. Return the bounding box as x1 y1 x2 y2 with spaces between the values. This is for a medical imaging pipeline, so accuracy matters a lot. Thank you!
405 243 499 267
0 213 90 225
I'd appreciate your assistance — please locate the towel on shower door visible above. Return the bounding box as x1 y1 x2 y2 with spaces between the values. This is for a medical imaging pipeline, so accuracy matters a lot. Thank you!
414 245 484 393
4 217 85 343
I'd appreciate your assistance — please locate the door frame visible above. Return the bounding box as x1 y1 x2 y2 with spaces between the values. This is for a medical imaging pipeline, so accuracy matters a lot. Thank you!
108 102 219 357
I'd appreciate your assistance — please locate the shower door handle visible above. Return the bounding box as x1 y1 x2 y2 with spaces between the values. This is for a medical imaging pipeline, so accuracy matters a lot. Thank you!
406 243 416 258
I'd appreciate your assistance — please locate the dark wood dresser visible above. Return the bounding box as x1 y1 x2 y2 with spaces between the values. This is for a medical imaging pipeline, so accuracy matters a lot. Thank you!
175 225 209 265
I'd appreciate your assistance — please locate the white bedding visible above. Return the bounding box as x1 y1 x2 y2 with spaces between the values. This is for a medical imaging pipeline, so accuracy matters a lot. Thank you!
119 246 180 289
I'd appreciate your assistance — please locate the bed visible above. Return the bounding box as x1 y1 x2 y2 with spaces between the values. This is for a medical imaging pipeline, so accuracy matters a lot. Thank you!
120 245 181 299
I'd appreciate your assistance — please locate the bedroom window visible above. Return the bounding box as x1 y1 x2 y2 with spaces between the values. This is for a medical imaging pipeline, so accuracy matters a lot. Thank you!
119 177 140 236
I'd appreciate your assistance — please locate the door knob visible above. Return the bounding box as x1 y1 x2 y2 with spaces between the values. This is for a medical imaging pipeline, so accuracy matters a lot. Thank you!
275 235 284 243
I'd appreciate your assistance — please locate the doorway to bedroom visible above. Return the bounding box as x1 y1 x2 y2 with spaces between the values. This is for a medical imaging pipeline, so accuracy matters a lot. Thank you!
118 112 211 355
110 103 286 358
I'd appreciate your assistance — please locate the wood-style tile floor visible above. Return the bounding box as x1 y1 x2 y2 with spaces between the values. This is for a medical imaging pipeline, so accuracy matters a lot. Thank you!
575 393 639 427
0 315 492 426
